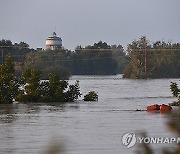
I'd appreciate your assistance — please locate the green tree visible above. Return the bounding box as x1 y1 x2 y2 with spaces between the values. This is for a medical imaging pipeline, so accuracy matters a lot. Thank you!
0 39 13 46
169 82 180 106
65 81 81 102
16 69 81 103
84 91 98 101
17 42 29 48
0 54 18 103
73 41 120 75
123 36 150 79
23 41 126 76
16 69 41 102
123 37 180 79
23 50 71 79
41 74 68 102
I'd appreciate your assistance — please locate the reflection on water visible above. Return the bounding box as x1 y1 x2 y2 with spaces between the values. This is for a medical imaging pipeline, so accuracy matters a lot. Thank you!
0 75 179 154
0 103 41 123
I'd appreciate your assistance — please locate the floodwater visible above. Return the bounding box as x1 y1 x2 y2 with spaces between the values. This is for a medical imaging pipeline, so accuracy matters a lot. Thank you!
0 75 179 154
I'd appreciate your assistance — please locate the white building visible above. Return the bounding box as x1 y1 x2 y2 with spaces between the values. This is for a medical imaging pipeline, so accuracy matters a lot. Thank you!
46 32 62 50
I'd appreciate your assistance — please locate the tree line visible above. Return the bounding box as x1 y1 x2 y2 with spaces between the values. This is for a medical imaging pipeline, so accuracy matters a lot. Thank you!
0 37 180 79
9 40 127 78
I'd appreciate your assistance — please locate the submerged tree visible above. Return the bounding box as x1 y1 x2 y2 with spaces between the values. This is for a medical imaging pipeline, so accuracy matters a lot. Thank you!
123 36 180 79
15 68 41 102
16 69 81 103
123 36 150 79
169 82 180 106
84 91 98 101
40 74 68 102
0 54 18 103
65 80 81 102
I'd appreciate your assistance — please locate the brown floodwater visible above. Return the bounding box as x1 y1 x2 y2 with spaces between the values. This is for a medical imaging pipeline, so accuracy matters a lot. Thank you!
0 75 179 154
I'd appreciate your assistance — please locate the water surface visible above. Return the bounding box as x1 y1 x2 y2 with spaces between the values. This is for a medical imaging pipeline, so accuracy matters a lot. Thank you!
0 75 179 154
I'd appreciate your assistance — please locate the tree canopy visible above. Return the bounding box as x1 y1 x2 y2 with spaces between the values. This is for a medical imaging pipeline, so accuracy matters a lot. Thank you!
24 41 127 76
0 54 19 103
123 36 180 79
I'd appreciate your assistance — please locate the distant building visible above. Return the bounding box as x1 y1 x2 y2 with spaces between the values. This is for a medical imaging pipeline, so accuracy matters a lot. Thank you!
45 32 62 50
36 48 43 51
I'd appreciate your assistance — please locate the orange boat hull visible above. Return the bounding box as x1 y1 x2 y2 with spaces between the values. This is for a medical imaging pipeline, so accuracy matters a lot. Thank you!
146 104 160 111
160 104 172 112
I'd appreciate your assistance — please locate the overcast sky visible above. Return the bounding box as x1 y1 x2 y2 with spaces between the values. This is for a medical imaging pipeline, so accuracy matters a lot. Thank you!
0 0 179 50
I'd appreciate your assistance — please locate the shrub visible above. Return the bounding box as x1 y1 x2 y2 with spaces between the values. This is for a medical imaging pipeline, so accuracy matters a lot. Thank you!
84 91 98 101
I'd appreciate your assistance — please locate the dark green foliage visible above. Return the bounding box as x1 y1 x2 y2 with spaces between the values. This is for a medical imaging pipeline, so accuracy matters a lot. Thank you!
71 50 117 75
123 36 180 79
65 81 81 102
72 41 126 75
169 82 180 106
82 41 111 49
15 69 41 102
1 39 127 76
0 39 33 77
84 91 98 101
0 54 19 103
16 69 81 103
169 101 180 106
0 39 33 63
24 41 126 76
0 54 81 103
123 36 150 79
23 49 71 79
40 74 68 102
170 82 180 97
42 66 70 80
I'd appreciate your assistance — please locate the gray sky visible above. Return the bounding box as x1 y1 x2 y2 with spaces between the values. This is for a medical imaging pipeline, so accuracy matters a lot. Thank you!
0 0 179 50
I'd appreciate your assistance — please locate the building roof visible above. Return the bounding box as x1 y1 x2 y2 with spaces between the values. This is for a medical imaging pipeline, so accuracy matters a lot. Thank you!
46 32 62 41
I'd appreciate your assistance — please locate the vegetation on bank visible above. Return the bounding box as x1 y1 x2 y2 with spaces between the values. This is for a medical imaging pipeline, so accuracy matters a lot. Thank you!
23 41 127 76
73 41 127 75
0 54 81 104
23 49 72 79
0 39 127 78
1 37 180 79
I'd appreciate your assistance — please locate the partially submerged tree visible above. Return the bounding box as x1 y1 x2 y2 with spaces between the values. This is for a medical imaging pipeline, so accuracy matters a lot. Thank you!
169 82 180 106
123 36 180 79
16 69 81 103
0 54 82 103
0 54 19 103
84 91 98 101
16 69 41 102
65 80 81 102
